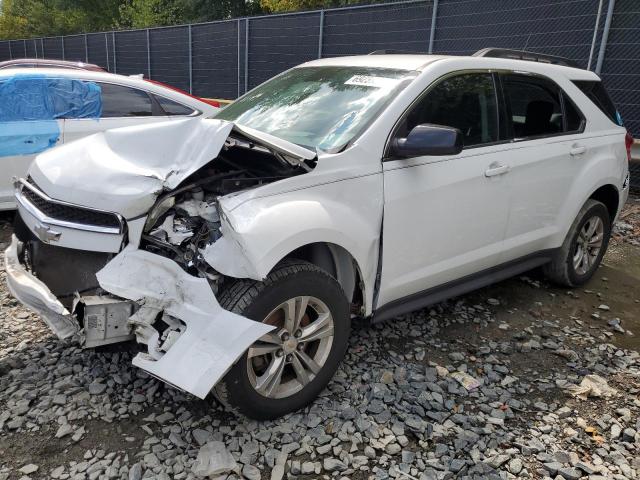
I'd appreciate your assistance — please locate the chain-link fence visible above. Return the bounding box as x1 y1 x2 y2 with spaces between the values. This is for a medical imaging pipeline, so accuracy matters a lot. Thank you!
0 0 638 178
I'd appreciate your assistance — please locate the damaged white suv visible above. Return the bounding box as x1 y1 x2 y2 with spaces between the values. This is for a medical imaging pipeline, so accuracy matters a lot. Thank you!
5 49 631 419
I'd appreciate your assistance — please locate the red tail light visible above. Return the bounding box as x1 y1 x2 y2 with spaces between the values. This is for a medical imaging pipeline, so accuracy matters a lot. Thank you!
625 131 633 163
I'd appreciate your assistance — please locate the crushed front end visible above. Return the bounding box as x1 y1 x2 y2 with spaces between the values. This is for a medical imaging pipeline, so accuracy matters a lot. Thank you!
4 118 315 399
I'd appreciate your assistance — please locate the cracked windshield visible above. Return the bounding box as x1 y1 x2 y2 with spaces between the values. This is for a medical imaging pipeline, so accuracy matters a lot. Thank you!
215 66 417 151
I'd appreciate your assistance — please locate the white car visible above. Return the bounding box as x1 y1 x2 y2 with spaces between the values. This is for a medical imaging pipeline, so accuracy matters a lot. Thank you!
5 49 631 419
0 68 219 210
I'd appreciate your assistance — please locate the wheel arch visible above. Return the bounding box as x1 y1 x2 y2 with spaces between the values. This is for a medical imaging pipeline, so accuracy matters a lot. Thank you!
589 183 619 222
279 242 365 315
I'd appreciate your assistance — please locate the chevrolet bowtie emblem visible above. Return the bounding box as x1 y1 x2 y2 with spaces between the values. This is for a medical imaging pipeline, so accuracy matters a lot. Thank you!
34 223 62 243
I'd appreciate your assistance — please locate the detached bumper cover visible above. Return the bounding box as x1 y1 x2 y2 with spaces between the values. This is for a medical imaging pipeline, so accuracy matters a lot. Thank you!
5 234 274 399
4 235 79 339
96 248 274 399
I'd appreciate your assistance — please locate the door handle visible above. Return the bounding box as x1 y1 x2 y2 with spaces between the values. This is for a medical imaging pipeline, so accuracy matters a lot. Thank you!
570 145 586 156
485 163 510 177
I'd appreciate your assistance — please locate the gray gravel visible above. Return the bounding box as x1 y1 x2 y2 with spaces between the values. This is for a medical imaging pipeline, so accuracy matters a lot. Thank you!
0 204 639 480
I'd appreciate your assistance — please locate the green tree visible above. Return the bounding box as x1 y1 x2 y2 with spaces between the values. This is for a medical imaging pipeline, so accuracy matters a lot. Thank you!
118 0 189 28
260 0 357 13
0 0 123 39
184 0 264 23
0 0 28 39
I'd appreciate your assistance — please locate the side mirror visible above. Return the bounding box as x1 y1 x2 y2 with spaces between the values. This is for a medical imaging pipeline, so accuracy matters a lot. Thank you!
390 124 463 158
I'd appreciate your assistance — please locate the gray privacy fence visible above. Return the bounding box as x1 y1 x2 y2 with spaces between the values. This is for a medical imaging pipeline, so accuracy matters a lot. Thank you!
0 0 637 139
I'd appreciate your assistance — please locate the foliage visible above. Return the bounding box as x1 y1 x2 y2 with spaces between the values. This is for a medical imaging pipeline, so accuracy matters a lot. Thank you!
0 0 123 39
259 0 364 13
0 0 372 39
118 0 189 28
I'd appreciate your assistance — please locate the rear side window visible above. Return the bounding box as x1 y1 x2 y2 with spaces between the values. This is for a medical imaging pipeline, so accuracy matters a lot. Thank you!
573 80 621 126
502 74 563 138
98 83 153 117
502 74 585 138
154 95 195 116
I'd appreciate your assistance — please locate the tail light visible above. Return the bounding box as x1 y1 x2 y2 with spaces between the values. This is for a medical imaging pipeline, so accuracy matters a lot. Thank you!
625 131 633 163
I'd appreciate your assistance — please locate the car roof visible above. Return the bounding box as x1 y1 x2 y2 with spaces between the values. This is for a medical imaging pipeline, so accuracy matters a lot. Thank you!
0 67 219 113
0 58 104 70
298 54 600 80
301 54 449 71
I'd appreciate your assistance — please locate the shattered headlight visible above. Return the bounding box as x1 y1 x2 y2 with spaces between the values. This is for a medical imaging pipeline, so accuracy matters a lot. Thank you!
144 196 175 232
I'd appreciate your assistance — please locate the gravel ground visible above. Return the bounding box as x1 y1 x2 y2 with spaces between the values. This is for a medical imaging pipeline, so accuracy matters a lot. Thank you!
0 197 639 480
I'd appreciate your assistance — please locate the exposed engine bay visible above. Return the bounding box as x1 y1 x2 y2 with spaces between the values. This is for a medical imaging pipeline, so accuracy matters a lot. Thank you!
6 120 324 398
140 132 314 292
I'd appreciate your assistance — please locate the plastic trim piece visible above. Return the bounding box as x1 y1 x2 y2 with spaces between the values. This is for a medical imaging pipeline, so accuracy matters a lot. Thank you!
372 249 558 323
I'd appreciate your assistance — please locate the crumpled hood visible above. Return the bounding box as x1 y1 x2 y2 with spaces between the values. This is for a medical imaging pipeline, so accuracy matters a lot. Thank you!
29 118 234 219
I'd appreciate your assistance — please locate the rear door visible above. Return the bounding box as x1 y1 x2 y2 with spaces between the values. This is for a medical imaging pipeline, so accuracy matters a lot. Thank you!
63 83 196 143
498 73 588 261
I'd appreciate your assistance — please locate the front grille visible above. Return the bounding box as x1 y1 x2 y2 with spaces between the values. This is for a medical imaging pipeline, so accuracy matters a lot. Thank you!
21 183 121 230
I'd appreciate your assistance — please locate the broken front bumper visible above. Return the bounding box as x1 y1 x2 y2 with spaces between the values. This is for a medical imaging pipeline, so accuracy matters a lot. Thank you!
4 235 79 339
5 235 274 400
96 248 274 398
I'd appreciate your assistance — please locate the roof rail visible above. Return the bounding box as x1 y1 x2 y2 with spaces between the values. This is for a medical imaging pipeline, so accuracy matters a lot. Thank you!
472 48 579 68
368 49 418 55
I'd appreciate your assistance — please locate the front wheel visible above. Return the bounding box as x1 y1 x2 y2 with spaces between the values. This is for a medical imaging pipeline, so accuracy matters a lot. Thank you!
544 199 611 287
214 260 350 420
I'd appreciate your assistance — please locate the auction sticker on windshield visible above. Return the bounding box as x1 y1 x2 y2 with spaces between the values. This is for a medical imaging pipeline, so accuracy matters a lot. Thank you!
345 75 399 89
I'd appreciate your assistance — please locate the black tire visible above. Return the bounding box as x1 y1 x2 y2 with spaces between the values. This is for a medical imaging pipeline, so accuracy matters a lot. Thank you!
213 259 350 420
544 199 611 287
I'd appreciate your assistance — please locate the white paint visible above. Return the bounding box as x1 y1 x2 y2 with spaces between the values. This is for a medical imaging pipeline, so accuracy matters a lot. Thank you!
4 54 630 402
96 248 274 399
29 118 233 219
4 236 78 338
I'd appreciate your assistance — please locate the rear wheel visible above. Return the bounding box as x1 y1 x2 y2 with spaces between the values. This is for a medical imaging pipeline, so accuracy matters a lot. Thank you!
214 260 350 420
544 199 611 287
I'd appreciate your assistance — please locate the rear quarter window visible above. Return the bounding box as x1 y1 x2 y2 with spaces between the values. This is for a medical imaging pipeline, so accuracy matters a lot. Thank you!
154 95 195 116
572 80 621 126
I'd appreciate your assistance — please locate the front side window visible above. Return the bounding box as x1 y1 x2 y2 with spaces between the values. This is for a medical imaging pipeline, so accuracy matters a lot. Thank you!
502 74 564 138
214 66 417 151
398 73 499 148
98 83 153 118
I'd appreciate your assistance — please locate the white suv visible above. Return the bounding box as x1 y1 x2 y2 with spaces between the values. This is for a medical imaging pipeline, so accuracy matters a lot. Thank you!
5 49 631 419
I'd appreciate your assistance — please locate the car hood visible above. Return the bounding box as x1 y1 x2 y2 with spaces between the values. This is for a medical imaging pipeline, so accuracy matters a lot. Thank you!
29 117 315 219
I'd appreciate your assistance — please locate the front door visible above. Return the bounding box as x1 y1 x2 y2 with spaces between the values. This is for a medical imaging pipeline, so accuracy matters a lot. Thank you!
378 72 511 307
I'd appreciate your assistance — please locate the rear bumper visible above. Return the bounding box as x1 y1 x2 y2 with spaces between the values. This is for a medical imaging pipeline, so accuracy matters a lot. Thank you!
4 235 79 339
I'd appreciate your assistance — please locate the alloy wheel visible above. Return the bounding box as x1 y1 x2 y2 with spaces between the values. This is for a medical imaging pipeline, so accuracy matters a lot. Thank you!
573 215 604 276
247 296 335 399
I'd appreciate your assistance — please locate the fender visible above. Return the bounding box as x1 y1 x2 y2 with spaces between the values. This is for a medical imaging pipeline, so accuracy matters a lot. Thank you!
202 173 383 315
